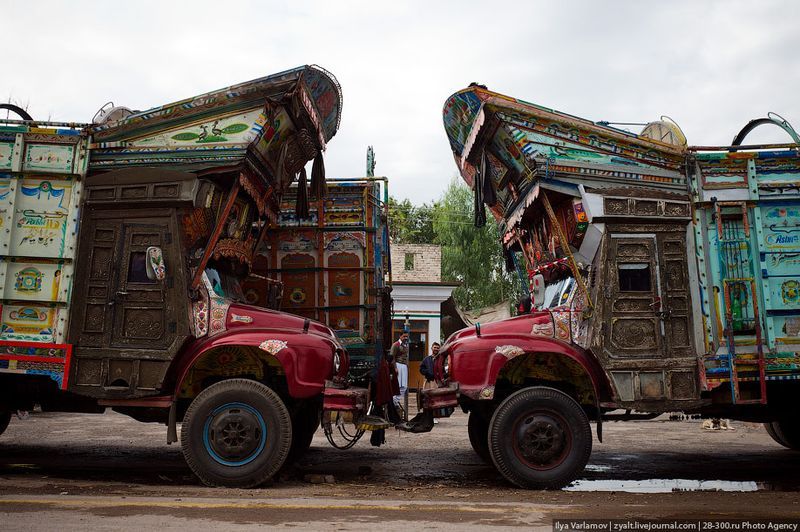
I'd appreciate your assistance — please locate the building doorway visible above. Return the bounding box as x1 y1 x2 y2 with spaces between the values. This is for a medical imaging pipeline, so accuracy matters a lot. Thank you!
392 319 429 390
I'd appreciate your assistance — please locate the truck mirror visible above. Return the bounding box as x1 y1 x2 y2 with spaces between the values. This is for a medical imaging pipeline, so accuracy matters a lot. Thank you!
531 274 546 308
146 246 166 281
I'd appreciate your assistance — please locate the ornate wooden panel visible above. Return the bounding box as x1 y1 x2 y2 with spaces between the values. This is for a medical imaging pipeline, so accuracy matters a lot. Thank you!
656 232 693 359
280 253 317 320
604 235 662 359
69 207 190 396
111 223 172 350
327 252 360 331
74 218 120 347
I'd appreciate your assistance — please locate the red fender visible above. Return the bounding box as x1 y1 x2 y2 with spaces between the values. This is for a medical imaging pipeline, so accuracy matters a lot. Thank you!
167 327 338 400
444 330 611 402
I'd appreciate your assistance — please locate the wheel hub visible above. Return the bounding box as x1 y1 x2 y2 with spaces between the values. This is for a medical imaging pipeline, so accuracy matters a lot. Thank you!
206 405 264 464
515 414 568 467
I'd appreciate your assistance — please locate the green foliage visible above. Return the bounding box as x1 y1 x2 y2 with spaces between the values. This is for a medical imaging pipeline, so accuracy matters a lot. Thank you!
389 180 522 311
432 179 522 311
388 196 436 244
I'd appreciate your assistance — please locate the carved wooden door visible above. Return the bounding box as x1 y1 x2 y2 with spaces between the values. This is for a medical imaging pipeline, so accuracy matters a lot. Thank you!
111 221 178 350
655 231 694 360
604 235 664 359
72 216 122 349
71 208 187 358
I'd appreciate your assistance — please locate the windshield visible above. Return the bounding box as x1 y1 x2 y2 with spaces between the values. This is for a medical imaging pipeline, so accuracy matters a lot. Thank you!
205 266 246 302
541 277 576 309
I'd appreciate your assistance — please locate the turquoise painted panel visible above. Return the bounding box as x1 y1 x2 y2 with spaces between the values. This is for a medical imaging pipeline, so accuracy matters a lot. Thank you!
0 142 13 170
23 144 75 173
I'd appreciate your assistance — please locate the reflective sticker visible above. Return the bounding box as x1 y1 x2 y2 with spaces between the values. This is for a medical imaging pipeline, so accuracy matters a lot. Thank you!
230 314 254 324
495 345 525 358
259 339 287 355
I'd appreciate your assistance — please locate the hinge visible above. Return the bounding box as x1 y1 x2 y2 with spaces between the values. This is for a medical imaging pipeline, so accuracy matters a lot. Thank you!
164 232 172 244
168 321 177 333
166 276 174 289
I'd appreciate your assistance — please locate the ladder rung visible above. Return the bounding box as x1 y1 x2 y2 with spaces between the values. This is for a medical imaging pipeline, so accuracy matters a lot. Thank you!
734 398 765 405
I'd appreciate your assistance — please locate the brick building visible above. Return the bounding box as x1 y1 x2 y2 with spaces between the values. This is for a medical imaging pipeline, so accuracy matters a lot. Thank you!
390 244 458 384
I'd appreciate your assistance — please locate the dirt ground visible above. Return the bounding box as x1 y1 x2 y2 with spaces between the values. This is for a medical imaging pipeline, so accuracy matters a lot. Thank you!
0 402 799 530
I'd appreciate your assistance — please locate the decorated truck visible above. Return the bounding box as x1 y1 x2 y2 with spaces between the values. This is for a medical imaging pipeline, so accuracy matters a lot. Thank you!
0 66 395 488
436 84 800 489
263 177 392 377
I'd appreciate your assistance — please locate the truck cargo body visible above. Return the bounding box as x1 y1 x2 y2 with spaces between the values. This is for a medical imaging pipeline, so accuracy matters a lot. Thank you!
264 178 392 376
437 85 800 489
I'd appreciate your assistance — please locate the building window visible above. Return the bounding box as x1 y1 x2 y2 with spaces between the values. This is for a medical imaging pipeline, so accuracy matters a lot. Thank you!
404 253 415 271
618 263 651 292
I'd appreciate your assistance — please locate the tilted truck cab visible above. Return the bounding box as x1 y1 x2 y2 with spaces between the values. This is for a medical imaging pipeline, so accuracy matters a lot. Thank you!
0 66 377 488
440 84 800 489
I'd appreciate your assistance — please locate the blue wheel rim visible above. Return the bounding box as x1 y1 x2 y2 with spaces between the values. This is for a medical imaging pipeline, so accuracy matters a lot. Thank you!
202 402 268 467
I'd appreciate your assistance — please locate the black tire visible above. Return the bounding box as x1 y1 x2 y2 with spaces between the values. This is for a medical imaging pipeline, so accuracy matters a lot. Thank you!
285 405 319 465
468 412 490 463
181 379 292 488
0 410 10 437
765 421 800 450
488 387 592 489
764 422 789 447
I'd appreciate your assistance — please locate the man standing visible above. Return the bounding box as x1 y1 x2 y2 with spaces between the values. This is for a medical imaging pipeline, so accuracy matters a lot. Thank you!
390 332 409 409
420 342 440 390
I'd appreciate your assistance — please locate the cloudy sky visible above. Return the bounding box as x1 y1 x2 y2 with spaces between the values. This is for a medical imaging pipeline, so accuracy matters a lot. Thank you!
4 1 799 203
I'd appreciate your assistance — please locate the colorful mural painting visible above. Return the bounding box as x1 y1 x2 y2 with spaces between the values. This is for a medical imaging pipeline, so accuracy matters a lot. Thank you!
266 179 391 370
0 124 86 389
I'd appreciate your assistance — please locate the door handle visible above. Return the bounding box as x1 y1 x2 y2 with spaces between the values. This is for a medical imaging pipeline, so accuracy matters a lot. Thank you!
116 291 128 297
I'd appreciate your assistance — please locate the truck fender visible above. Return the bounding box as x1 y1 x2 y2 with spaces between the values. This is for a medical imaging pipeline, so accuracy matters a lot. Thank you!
448 333 609 442
167 328 336 402
450 333 607 398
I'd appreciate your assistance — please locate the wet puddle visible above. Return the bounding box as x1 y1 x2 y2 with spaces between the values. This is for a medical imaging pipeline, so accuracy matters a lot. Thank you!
566 479 759 493
584 464 611 472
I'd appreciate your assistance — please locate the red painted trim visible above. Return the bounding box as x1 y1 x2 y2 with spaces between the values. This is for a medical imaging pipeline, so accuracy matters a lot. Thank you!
98 396 172 408
0 341 74 390
0 340 69 349
0 354 65 363
61 344 73 390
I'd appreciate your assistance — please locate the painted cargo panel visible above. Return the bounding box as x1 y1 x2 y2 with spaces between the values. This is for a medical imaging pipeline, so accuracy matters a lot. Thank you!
267 179 391 372
0 124 88 390
694 146 800 399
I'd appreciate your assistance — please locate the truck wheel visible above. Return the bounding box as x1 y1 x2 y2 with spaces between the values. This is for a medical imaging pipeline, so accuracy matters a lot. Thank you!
488 387 592 489
286 405 319 465
468 412 490 463
0 410 10 437
181 379 292 488
765 421 800 450
764 423 789 447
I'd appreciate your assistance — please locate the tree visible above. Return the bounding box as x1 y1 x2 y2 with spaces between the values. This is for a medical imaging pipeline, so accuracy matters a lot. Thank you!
432 179 522 311
387 196 435 244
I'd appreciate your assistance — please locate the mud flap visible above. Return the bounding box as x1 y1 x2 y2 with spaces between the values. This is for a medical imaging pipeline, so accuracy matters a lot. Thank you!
419 382 459 415
322 382 369 414
167 401 178 444
595 396 602 443
597 414 603 443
